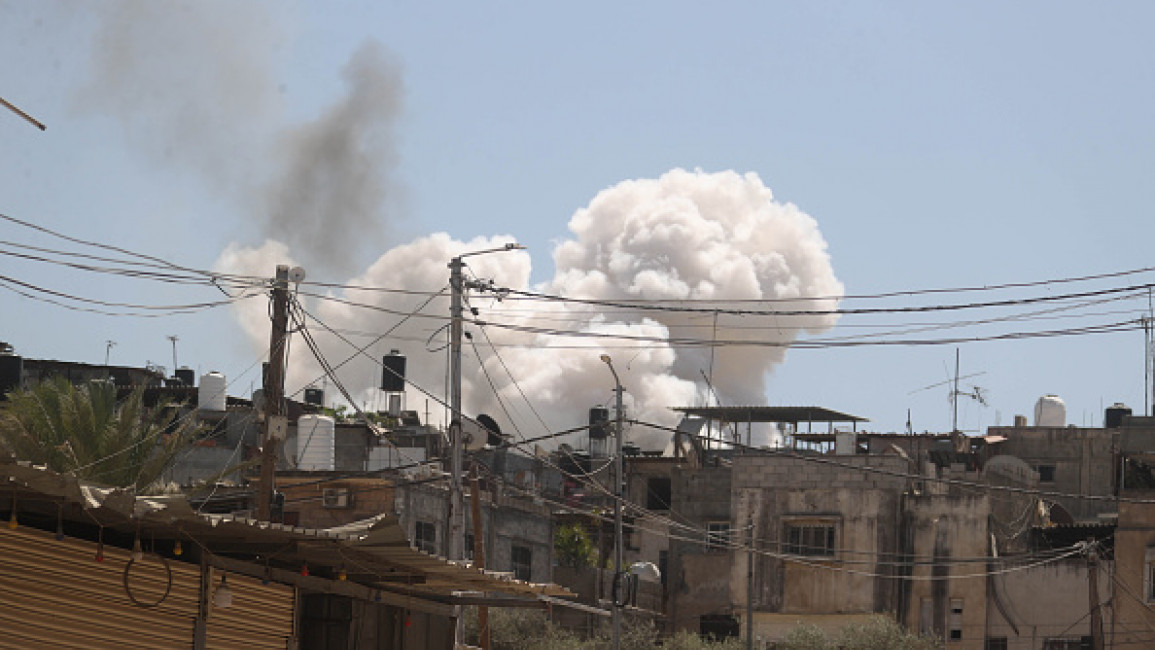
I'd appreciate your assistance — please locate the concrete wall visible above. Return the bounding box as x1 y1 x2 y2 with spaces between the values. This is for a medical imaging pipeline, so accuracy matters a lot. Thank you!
989 426 1117 522
985 558 1108 650
730 454 909 640
1113 495 1155 649
902 493 990 650
668 465 732 633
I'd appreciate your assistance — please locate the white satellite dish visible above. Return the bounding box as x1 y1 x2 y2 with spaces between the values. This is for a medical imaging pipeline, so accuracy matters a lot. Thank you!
460 417 488 451
288 266 307 284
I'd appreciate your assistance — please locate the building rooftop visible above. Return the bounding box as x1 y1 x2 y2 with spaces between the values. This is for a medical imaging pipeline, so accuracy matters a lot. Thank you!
672 405 869 424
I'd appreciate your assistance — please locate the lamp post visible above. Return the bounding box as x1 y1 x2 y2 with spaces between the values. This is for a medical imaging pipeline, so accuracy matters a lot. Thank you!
448 242 524 562
600 354 625 650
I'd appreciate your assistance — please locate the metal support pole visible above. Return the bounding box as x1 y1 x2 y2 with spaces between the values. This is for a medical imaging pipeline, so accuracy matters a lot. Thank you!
601 355 624 650
747 512 754 650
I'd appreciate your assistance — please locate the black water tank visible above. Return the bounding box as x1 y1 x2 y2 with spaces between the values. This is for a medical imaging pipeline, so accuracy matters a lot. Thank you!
304 387 324 406
0 354 22 399
589 407 610 440
1106 402 1132 428
381 350 406 392
175 367 195 387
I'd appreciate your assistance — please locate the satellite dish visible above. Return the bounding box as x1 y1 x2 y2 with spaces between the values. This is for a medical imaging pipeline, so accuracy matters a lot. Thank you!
460 417 487 451
476 413 505 446
288 266 307 284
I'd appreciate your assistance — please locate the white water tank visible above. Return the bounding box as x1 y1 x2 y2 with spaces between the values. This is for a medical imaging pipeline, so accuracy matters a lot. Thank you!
1034 394 1066 427
297 414 335 471
197 371 227 412
835 432 856 456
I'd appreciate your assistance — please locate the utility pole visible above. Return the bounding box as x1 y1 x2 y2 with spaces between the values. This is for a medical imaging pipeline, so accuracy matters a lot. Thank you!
257 266 290 521
470 472 490 650
746 511 754 650
448 245 523 648
448 254 466 562
1088 541 1103 650
600 354 625 650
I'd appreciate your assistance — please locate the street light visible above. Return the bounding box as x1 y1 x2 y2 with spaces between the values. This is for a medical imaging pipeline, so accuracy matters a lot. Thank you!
448 242 525 561
600 354 625 650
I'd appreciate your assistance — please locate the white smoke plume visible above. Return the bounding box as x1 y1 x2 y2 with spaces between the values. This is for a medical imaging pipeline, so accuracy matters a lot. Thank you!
216 169 843 451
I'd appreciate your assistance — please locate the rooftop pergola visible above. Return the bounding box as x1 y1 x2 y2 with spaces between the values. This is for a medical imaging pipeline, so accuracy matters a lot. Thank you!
672 405 869 431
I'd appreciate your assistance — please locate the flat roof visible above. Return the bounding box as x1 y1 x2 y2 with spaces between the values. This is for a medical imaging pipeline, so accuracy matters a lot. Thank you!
671 405 869 424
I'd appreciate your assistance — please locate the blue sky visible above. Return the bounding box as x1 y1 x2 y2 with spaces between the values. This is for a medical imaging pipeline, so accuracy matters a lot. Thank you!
3 2 1155 437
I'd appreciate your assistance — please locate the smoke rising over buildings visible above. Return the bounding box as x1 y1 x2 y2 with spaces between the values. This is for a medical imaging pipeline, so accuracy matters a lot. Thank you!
73 3 844 450
216 169 843 450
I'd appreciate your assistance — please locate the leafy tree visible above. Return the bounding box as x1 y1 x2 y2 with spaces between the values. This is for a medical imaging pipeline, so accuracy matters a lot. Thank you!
555 522 597 569
0 377 199 492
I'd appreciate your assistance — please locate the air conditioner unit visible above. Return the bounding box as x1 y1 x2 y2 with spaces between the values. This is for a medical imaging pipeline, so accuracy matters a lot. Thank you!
322 487 352 509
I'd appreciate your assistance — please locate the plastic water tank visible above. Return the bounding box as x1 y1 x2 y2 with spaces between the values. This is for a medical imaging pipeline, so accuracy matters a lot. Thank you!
1106 402 1132 428
1034 395 1066 427
197 371 227 412
297 414 335 471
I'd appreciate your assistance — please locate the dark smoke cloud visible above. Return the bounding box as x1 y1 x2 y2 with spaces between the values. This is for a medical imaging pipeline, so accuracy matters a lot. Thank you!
263 41 403 274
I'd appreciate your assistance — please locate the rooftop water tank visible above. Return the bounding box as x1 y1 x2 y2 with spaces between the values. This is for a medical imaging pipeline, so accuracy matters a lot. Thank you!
198 371 227 412
175 367 195 388
297 414 335 471
381 350 406 392
1106 402 1132 428
1034 394 1066 427
304 387 324 407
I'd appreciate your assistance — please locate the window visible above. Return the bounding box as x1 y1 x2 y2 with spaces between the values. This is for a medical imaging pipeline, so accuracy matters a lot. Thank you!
706 522 731 551
415 521 437 554
1037 465 1056 483
300 594 352 649
646 477 671 510
464 533 475 561
984 638 1008 650
949 598 963 641
511 544 532 581
784 521 837 557
322 487 352 509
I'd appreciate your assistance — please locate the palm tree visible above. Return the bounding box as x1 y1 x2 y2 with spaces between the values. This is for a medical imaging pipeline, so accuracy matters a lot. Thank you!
0 377 199 492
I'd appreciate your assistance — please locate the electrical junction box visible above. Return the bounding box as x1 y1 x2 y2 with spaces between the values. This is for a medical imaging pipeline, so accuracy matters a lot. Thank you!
268 415 288 441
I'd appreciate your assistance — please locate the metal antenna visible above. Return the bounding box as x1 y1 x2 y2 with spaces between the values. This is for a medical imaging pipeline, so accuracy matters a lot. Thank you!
167 335 179 375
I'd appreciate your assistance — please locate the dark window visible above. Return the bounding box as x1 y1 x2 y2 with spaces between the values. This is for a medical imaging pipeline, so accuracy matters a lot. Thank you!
415 521 437 554
464 532 475 561
511 544 532 581
300 594 352 649
784 522 836 557
949 598 963 640
707 522 731 551
699 614 740 640
646 477 671 510
985 638 1008 650
1037 465 1056 483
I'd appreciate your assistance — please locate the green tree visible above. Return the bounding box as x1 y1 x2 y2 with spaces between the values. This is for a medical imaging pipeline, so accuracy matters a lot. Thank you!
0 377 199 492
554 522 596 569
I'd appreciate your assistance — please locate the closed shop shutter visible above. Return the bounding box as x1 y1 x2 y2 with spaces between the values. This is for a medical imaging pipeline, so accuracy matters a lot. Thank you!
0 524 200 649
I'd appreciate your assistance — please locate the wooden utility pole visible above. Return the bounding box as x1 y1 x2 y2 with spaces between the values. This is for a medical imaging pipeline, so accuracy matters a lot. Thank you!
1088 542 1104 650
470 472 490 650
257 266 290 521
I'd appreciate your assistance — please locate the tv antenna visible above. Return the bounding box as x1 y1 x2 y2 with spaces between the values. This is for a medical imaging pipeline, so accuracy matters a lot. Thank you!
910 348 987 432
167 335 179 375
